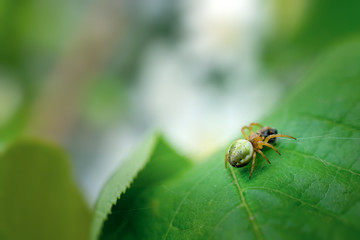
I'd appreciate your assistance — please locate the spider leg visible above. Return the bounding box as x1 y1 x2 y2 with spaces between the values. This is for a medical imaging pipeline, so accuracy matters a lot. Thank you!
225 153 228 168
249 123 263 135
257 149 271 164
249 151 257 179
259 141 281 155
241 126 250 140
264 134 296 143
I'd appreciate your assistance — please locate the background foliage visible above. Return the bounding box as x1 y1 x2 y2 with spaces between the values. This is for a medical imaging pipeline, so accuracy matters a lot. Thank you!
93 39 360 240
0 140 91 240
0 0 359 239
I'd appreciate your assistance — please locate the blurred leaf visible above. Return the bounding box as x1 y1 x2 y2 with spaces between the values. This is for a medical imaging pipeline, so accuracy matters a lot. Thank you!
0 140 91 240
263 0 360 76
95 39 360 239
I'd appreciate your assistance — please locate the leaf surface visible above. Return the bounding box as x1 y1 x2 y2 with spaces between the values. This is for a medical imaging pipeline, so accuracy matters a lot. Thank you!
96 39 360 239
91 136 192 240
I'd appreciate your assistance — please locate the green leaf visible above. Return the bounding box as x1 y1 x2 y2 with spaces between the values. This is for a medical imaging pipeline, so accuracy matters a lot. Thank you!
95 38 360 239
0 140 91 240
262 0 360 75
91 135 192 240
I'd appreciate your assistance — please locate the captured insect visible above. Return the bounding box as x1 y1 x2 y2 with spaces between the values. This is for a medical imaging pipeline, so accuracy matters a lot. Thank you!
225 123 296 179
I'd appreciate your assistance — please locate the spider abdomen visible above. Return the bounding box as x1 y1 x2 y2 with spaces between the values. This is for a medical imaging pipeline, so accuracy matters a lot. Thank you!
226 139 253 168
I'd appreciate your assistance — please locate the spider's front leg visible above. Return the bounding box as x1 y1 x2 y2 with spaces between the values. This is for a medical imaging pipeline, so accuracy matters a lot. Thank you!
264 134 296 143
249 123 263 135
241 126 250 140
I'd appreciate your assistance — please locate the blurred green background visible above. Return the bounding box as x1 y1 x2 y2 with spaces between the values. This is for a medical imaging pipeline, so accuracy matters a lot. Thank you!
0 0 360 239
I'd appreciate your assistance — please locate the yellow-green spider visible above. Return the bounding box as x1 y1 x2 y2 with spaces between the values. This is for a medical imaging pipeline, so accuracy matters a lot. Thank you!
225 123 296 179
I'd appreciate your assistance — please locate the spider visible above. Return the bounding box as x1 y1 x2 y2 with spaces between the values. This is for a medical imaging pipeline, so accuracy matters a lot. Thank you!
225 123 296 179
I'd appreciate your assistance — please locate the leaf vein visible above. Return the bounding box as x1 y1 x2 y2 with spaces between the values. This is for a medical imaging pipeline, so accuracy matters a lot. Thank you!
282 148 360 177
208 204 242 240
301 114 360 132
244 187 352 226
229 167 264 240
163 168 216 240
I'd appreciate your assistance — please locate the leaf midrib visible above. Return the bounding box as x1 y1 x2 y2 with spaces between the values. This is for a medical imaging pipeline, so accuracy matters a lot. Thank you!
229 167 264 240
